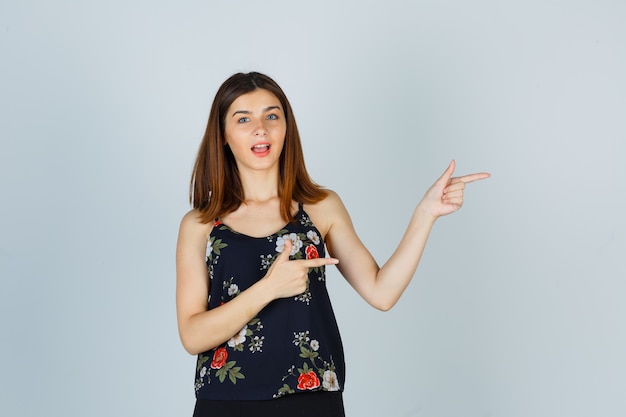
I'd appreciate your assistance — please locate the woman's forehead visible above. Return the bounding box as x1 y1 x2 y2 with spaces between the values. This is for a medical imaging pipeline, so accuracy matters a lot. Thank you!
229 89 281 109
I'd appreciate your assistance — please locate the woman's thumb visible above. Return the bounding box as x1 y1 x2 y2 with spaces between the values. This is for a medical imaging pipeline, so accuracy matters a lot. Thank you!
278 238 293 261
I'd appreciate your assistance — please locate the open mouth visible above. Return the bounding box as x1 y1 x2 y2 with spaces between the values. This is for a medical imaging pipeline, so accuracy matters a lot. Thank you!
251 144 271 153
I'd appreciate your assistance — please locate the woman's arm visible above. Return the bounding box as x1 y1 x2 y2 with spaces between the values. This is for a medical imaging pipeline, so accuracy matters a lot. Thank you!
323 160 490 311
176 210 339 355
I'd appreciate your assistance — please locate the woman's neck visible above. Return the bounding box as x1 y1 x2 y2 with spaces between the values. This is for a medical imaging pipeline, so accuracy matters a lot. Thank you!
238 166 280 203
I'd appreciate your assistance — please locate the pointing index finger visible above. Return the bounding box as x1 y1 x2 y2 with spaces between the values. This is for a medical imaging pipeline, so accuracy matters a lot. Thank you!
302 257 339 268
454 172 491 184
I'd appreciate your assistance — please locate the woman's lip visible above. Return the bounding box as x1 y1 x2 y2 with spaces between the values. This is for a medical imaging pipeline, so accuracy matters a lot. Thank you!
251 142 271 151
251 143 271 156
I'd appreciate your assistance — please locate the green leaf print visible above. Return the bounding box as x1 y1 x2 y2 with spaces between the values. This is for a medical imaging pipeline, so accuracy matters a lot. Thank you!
216 367 227 383
218 361 236 382
228 366 245 384
210 237 228 256
196 354 209 372
215 360 246 384
299 345 319 359
297 362 312 375
277 383 295 396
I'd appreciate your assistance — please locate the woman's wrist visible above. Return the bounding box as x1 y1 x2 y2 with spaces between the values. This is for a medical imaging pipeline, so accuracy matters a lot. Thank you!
413 201 438 227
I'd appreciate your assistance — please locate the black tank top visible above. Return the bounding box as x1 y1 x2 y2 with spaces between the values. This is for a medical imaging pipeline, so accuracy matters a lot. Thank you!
194 204 346 400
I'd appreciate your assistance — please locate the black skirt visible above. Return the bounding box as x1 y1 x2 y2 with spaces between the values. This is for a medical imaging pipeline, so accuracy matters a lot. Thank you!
193 391 345 417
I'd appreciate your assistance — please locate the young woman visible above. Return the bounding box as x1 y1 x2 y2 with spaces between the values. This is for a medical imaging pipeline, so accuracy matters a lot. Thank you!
176 72 489 416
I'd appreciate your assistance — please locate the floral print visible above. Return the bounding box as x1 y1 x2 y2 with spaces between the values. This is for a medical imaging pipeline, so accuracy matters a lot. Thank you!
293 331 311 347
248 335 264 353
297 367 320 390
211 347 228 369
259 254 273 270
215 360 244 384
307 230 320 245
196 206 343 400
251 226 326 305
221 277 240 303
305 244 319 259
274 230 326 304
274 331 340 398
227 283 239 296
276 233 303 256
310 339 319 351
195 273 264 391
227 327 247 349
206 234 228 260
275 231 321 263
195 314 264 390
322 370 340 391
245 318 264 351
206 232 228 286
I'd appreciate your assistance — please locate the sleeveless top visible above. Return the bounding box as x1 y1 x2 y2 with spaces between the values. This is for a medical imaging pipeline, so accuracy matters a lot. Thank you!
194 204 346 400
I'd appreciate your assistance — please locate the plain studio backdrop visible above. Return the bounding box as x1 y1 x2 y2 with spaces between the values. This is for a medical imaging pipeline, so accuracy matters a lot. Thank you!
1 1 624 416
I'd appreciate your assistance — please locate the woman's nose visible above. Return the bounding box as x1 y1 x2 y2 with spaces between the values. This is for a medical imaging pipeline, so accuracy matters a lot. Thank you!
254 120 268 136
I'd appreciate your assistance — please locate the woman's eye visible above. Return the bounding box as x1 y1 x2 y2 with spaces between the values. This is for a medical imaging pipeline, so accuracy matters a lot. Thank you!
237 117 250 123
266 114 278 120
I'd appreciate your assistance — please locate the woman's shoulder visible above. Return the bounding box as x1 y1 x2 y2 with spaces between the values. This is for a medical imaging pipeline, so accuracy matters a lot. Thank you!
303 190 348 237
304 189 343 211
310 189 344 207
179 209 214 245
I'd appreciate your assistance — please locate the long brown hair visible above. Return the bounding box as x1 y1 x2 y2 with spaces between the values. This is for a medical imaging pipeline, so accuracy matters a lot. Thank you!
190 72 328 223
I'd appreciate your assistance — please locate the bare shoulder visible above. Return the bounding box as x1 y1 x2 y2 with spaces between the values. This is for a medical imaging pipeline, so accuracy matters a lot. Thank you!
178 209 214 249
303 190 350 238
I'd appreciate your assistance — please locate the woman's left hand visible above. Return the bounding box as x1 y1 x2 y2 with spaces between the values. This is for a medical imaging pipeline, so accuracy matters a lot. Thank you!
419 160 490 219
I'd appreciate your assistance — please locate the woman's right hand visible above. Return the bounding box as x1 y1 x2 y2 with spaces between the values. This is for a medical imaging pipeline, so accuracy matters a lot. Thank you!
263 239 338 299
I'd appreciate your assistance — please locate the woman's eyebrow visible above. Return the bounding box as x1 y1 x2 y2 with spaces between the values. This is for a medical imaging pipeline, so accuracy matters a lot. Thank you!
231 106 282 117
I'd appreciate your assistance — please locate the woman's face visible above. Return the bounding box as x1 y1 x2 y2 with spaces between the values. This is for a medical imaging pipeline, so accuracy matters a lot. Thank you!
223 88 287 174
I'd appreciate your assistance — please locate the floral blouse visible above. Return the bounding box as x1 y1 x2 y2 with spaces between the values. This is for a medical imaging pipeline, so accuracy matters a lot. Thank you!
194 204 345 400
